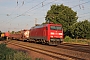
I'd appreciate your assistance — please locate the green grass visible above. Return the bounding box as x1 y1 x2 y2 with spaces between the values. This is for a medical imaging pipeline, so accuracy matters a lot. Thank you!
64 36 90 45
0 43 45 60
0 37 5 41
0 43 31 60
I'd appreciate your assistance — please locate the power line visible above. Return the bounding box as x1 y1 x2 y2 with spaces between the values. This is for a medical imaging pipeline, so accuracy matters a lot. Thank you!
71 1 90 8
2 0 90 22
0 0 90 30
0 0 47 27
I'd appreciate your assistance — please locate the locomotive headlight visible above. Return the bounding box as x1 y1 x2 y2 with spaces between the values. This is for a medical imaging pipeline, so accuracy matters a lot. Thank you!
50 36 53 38
60 36 62 38
51 32 54 35
59 33 63 35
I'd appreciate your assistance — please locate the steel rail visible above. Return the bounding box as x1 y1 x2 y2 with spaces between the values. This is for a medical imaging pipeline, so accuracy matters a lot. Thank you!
6 41 87 60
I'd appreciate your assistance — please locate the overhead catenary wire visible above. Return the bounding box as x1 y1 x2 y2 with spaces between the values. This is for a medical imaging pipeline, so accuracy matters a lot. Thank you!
3 0 46 21
0 0 90 31
1 0 90 23
1 0 89 24
0 0 47 27
0 0 46 22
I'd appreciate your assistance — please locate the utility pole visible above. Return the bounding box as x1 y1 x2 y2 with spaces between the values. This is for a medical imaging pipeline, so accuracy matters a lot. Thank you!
35 18 37 26
25 24 28 29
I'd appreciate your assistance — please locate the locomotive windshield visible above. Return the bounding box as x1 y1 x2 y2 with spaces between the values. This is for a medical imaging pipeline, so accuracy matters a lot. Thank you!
50 26 62 30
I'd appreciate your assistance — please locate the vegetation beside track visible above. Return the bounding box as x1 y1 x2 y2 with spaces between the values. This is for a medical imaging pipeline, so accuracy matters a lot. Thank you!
0 37 5 41
64 36 90 45
0 43 31 60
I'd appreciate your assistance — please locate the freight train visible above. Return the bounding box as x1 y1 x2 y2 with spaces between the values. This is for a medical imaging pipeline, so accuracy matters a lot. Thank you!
5 23 63 45
29 23 63 45
8 30 29 41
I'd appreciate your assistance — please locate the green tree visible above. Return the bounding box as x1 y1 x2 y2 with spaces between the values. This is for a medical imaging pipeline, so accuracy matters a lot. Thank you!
45 4 78 32
11 31 15 34
0 31 2 33
0 31 2 37
70 20 90 39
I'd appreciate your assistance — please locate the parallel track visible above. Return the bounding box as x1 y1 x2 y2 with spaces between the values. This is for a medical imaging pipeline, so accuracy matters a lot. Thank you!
60 43 90 48
4 40 90 60
57 43 90 53
6 41 70 60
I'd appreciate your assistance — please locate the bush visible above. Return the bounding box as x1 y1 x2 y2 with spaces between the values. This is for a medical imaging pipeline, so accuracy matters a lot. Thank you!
0 37 6 41
0 43 31 60
64 36 71 42
13 51 31 60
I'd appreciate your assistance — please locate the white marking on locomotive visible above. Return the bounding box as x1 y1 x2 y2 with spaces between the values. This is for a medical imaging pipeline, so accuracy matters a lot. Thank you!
24 31 29 38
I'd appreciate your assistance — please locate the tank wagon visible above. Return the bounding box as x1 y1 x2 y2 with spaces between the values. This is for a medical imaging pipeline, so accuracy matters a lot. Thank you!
29 23 63 45
9 30 29 41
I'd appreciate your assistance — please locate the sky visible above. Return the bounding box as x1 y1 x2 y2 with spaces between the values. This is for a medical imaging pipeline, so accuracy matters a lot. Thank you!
0 0 90 32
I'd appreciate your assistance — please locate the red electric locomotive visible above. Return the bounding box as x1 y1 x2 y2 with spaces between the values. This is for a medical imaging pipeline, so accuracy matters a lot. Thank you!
29 23 63 45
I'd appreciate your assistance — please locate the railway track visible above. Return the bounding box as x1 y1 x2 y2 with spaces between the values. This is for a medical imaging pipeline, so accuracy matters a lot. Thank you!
57 43 90 53
60 43 90 48
4 40 90 60
6 41 71 60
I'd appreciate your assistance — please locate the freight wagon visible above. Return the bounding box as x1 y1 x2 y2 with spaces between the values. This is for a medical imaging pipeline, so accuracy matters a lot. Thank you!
9 30 29 41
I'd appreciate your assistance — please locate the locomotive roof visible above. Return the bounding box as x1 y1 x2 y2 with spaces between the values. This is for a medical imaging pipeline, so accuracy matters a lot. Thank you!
30 23 62 29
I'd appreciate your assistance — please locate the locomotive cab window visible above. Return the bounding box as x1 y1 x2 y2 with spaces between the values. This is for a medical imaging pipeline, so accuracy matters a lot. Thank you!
50 26 62 30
